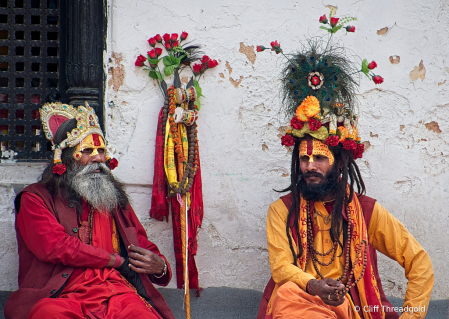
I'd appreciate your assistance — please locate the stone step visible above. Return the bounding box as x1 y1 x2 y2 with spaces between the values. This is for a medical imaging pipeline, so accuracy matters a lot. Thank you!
0 289 447 318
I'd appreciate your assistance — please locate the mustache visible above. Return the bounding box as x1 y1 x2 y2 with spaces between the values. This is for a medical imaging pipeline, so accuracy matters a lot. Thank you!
303 171 324 179
74 162 111 175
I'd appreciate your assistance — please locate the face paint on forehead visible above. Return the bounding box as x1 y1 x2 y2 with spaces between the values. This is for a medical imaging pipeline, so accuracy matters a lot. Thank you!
299 139 335 165
73 133 106 160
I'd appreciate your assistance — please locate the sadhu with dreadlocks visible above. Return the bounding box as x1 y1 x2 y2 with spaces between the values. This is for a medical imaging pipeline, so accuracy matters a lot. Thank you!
256 14 433 319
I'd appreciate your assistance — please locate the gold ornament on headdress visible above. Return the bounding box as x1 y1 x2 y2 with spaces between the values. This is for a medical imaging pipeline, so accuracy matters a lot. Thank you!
40 101 117 171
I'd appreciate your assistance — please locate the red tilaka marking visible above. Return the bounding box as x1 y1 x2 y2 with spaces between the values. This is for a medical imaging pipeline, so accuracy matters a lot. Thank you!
92 134 101 146
307 139 313 156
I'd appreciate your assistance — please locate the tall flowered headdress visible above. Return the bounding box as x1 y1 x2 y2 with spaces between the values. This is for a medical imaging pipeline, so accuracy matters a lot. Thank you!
40 101 118 175
257 10 384 160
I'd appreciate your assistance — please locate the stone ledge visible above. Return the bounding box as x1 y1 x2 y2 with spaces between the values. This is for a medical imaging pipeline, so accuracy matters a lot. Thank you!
0 289 447 318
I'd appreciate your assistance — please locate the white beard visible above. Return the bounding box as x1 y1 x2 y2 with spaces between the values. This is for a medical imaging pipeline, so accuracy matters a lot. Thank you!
68 162 120 213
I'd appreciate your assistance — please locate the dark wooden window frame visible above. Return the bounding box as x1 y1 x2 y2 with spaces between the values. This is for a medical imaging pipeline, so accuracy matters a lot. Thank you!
0 0 105 162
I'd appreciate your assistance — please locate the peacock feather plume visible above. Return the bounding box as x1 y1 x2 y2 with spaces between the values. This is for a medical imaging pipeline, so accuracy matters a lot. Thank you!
281 37 359 119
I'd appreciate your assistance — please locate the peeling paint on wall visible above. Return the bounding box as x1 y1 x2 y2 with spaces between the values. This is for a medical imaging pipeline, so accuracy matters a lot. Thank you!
377 27 388 35
409 60 426 81
239 42 256 64
108 52 125 92
389 55 400 64
230 76 244 88
425 121 442 133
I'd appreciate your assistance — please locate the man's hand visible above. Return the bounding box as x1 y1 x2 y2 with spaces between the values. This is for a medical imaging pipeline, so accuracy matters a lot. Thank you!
128 244 166 275
308 278 346 306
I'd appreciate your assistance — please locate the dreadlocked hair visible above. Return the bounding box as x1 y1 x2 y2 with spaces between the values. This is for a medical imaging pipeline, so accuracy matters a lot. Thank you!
277 136 365 266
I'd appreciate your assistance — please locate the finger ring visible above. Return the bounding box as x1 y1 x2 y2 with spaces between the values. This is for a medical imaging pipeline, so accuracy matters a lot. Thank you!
328 293 332 301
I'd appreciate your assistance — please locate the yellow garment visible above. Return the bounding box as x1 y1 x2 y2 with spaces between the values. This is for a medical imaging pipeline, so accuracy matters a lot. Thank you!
266 199 433 319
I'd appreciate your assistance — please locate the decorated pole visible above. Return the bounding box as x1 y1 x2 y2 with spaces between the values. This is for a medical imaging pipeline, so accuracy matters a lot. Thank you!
137 31 217 319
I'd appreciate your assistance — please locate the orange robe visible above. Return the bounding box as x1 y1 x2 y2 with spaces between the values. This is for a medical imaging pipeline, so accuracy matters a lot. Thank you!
267 200 433 319
27 203 162 319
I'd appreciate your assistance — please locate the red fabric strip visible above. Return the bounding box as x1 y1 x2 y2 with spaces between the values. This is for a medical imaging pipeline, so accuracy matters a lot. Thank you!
149 108 169 221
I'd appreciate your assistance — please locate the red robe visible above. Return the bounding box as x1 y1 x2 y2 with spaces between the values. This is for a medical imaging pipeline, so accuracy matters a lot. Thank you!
4 184 175 319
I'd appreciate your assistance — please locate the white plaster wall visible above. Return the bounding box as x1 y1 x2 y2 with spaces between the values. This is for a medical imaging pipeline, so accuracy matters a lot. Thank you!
0 0 447 302
105 0 449 300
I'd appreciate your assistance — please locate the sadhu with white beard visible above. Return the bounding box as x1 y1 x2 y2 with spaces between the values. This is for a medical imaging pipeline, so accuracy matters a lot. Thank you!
4 102 175 319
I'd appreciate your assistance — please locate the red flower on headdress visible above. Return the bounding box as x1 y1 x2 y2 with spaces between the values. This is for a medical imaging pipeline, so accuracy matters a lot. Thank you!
180 31 188 41
162 33 171 43
330 17 339 27
319 14 328 24
345 26 355 32
52 163 66 175
343 139 357 150
107 158 118 170
325 135 339 147
290 117 304 130
308 118 322 131
270 41 282 54
373 75 384 84
135 54 146 66
351 143 364 159
147 37 156 47
281 134 295 147
368 61 377 70
256 45 266 52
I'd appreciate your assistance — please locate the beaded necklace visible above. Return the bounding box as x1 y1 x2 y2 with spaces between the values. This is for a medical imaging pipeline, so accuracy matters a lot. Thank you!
162 86 199 196
306 200 368 297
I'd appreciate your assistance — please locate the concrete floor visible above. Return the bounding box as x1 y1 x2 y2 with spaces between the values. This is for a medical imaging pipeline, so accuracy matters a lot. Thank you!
1 288 447 318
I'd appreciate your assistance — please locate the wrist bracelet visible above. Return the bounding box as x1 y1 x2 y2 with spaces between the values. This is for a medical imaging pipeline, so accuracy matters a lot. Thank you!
153 261 167 278
306 280 312 294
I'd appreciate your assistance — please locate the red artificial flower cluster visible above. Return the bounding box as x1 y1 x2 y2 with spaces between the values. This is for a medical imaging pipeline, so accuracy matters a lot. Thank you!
343 139 357 151
319 14 355 34
308 118 322 131
52 163 66 175
319 14 328 24
270 41 282 54
325 135 339 147
106 158 118 170
330 17 339 27
148 48 163 59
136 31 191 67
255 41 282 54
135 54 146 66
290 117 304 130
352 143 364 159
373 75 384 84
281 134 295 147
192 55 218 76
345 26 355 32
162 33 180 50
